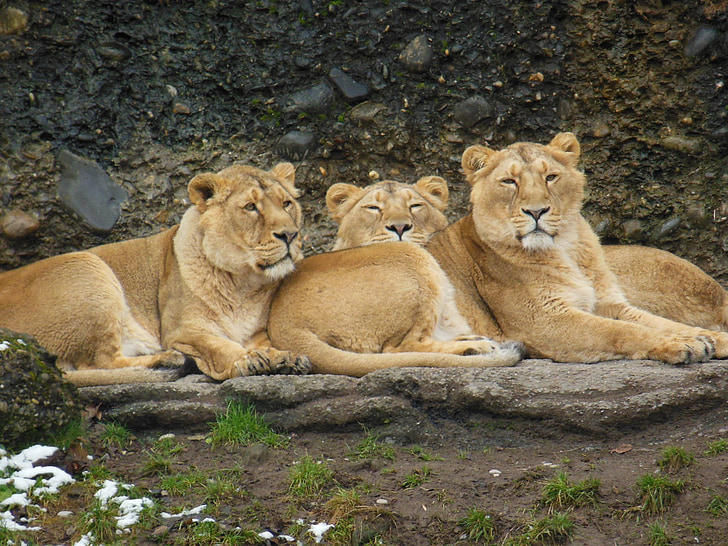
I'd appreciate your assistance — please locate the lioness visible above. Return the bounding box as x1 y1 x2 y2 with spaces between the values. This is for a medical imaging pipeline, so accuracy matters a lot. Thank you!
420 133 728 363
0 163 311 385
326 176 449 250
329 176 728 332
267 240 525 377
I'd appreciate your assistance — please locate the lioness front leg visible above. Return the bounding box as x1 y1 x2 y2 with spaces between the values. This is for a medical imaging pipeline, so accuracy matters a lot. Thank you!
172 332 311 380
615 305 727 359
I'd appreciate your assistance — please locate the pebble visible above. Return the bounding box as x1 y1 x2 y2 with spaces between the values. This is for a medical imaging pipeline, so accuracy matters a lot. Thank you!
684 26 718 57
0 7 28 35
173 102 191 115
375 498 389 505
350 101 389 123
593 123 611 138
556 97 575 120
489 469 502 477
659 135 702 155
453 96 493 129
398 35 433 73
0 209 40 239
283 81 334 114
328 67 369 103
622 219 644 239
274 130 316 160
97 41 131 62
656 217 681 239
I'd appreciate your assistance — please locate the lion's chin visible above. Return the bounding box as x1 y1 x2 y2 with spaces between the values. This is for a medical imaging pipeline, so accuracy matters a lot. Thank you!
520 231 555 252
260 256 295 281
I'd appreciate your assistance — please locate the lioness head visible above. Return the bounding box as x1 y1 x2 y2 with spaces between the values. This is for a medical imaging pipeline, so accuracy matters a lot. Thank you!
462 132 584 253
187 162 303 281
326 177 450 250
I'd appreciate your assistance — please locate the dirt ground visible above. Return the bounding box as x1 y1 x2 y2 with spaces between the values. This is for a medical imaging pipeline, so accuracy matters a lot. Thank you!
16 415 728 546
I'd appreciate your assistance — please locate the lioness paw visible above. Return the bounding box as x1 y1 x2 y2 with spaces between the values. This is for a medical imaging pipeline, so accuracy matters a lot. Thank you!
275 355 312 375
649 335 714 365
453 334 502 356
701 331 728 359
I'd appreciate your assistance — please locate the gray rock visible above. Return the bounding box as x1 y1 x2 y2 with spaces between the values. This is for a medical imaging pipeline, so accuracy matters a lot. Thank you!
328 67 369 103
398 35 433 73
274 130 317 160
57 149 128 233
453 96 494 129
350 101 390 124
684 26 719 57
283 81 334 114
78 360 728 439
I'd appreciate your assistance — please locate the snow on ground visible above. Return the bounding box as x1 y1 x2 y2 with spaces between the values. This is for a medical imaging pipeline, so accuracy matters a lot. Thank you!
1 445 337 544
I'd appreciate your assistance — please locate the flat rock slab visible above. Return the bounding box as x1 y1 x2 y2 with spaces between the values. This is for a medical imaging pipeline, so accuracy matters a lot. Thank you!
78 360 728 440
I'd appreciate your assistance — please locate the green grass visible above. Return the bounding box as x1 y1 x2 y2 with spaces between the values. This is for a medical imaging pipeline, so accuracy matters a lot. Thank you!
142 452 172 476
707 494 728 516
657 446 694 473
401 465 432 489
208 401 287 448
504 512 575 545
637 474 685 514
459 508 496 542
648 520 671 546
542 472 601 509
409 446 443 462
705 438 728 456
288 455 335 500
76 499 120 544
351 431 395 461
100 422 132 449
174 519 263 545
48 418 87 450
152 434 184 456
161 470 208 495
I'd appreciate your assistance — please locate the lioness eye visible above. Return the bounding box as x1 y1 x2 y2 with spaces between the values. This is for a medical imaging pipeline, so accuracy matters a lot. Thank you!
364 205 381 212
545 174 558 183
501 178 517 186
410 203 423 210
244 203 257 212
282 200 292 209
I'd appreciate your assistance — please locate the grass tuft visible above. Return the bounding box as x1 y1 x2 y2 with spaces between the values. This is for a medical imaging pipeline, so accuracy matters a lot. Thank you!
707 494 728 516
459 507 496 542
208 401 287 448
637 474 684 514
648 520 671 546
401 465 432 489
351 430 395 461
657 446 694 473
542 472 601 509
705 438 728 456
288 455 335 500
100 422 132 449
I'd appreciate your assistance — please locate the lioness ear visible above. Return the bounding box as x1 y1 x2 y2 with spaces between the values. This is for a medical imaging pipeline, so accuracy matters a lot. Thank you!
269 162 298 196
188 173 222 213
462 145 497 185
548 132 581 166
326 183 363 224
414 176 449 211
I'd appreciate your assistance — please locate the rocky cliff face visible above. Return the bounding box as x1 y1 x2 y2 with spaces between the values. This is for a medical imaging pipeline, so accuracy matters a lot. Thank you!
1 0 726 282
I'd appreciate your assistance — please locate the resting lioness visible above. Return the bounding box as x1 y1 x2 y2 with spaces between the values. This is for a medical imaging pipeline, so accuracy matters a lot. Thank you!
267 240 525 377
420 133 728 364
328 176 728 332
0 163 311 385
326 176 449 250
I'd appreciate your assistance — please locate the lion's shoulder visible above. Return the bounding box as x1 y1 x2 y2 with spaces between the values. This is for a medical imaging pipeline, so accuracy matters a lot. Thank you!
326 176 450 250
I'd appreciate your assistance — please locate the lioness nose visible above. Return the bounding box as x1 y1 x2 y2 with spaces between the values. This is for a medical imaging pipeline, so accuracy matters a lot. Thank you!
522 207 550 222
386 223 413 239
274 230 299 246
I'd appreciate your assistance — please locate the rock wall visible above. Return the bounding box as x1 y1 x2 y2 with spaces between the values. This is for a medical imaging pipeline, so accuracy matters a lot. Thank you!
1 0 726 283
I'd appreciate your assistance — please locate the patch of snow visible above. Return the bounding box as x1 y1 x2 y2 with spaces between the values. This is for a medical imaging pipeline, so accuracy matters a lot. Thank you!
161 504 207 518
0 341 9 351
114 496 154 529
73 531 94 546
0 509 40 531
259 530 275 539
0 493 31 507
95 480 119 506
308 522 334 543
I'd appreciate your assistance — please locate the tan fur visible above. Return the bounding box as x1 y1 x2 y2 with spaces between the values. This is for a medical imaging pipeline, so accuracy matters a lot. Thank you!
422 133 728 364
605 246 728 331
326 177 449 250
0 163 311 385
268 242 524 377
329 175 728 334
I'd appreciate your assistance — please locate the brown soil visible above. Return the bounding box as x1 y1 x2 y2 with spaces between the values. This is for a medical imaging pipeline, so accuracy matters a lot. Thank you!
28 421 728 545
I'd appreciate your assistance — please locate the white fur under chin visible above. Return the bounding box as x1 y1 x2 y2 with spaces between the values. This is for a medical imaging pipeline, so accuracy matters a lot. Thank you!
262 258 295 281
521 231 555 252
